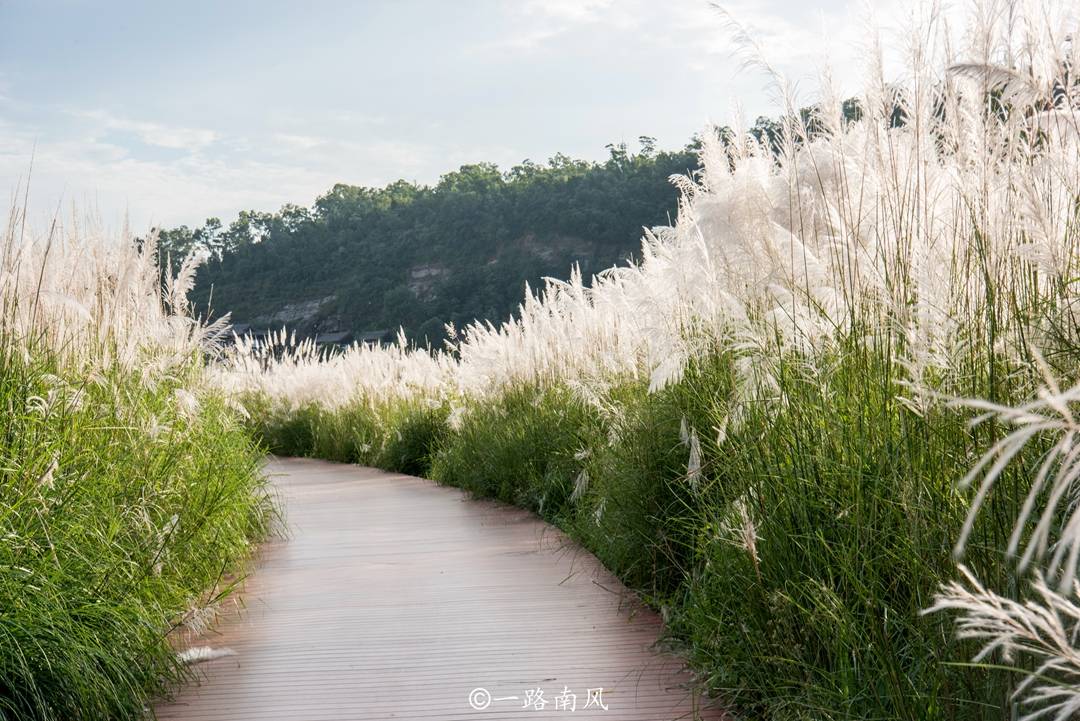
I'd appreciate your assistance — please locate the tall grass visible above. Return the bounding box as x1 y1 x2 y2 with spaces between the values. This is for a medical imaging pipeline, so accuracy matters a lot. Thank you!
0 209 271 719
220 1 1080 718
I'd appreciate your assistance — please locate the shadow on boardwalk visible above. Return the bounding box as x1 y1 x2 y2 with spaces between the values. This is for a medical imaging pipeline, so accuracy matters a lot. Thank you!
155 457 726 720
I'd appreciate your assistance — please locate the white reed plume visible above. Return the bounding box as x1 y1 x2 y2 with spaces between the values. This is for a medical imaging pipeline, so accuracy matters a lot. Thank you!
1 207 221 379
214 327 453 417
926 565 1080 720
218 0 1080 464
951 357 1080 591
176 646 237 666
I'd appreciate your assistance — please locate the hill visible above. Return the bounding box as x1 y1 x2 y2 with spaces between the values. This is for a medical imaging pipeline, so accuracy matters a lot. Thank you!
157 138 700 345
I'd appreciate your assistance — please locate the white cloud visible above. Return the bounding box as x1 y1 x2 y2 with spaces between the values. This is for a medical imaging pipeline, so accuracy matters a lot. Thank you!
474 0 622 54
474 26 565 53
0 101 528 231
489 0 912 108
272 133 324 151
0 0 952 233
521 0 614 23
71 109 218 150
484 0 848 78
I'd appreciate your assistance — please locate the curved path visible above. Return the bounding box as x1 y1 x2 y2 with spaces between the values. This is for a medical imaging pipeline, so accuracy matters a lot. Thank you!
156 458 723 720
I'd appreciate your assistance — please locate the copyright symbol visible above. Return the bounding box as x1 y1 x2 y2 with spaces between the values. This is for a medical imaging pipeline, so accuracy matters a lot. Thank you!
468 687 492 710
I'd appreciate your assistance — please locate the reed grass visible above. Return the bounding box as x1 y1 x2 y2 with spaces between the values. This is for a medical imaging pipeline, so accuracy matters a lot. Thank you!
217 1 1080 717
0 211 272 719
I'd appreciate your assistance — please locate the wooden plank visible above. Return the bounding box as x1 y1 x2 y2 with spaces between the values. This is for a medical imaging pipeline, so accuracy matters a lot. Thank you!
155 458 725 720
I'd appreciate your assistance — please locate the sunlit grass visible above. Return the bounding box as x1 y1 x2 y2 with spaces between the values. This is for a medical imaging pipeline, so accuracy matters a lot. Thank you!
219 1 1080 717
0 213 272 719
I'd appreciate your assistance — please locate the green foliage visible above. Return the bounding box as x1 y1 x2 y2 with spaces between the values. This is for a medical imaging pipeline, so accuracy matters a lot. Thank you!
665 348 1032 720
375 402 449 477
253 398 449 479
237 344 1054 721
571 357 735 601
159 141 699 344
0 346 271 720
429 385 599 523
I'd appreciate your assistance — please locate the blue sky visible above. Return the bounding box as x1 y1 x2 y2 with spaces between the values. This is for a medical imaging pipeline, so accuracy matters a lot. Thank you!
0 0 905 229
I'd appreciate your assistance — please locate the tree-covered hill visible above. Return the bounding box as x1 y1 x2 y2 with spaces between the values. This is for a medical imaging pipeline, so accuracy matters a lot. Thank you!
159 138 700 344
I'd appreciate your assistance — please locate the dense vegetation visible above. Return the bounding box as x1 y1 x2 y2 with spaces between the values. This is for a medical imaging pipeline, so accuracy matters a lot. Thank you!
244 348 1045 721
215 4 1080 719
6 2 1078 720
160 140 700 343
0 223 271 720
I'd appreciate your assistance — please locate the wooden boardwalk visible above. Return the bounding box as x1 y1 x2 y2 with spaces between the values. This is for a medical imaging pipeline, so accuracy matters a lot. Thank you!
156 458 723 720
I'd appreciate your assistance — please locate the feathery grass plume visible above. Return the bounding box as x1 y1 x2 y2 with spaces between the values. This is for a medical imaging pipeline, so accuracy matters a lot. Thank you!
926 566 1080 720
1 201 271 718
213 0 1080 717
950 359 1080 590
176 646 237 666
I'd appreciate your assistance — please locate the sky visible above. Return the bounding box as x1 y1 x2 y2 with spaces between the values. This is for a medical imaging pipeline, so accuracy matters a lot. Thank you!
0 0 910 230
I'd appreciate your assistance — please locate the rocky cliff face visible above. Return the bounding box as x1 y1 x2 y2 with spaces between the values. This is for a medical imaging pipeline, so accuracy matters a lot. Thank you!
249 295 341 335
231 232 624 341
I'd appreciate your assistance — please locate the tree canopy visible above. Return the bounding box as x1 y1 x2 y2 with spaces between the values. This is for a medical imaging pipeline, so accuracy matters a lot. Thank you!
160 102 869 345
165 139 699 345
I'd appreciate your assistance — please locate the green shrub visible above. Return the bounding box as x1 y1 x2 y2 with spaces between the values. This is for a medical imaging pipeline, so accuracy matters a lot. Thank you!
0 348 271 720
245 344 1053 720
429 384 599 524
665 347 1037 720
374 402 449 477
